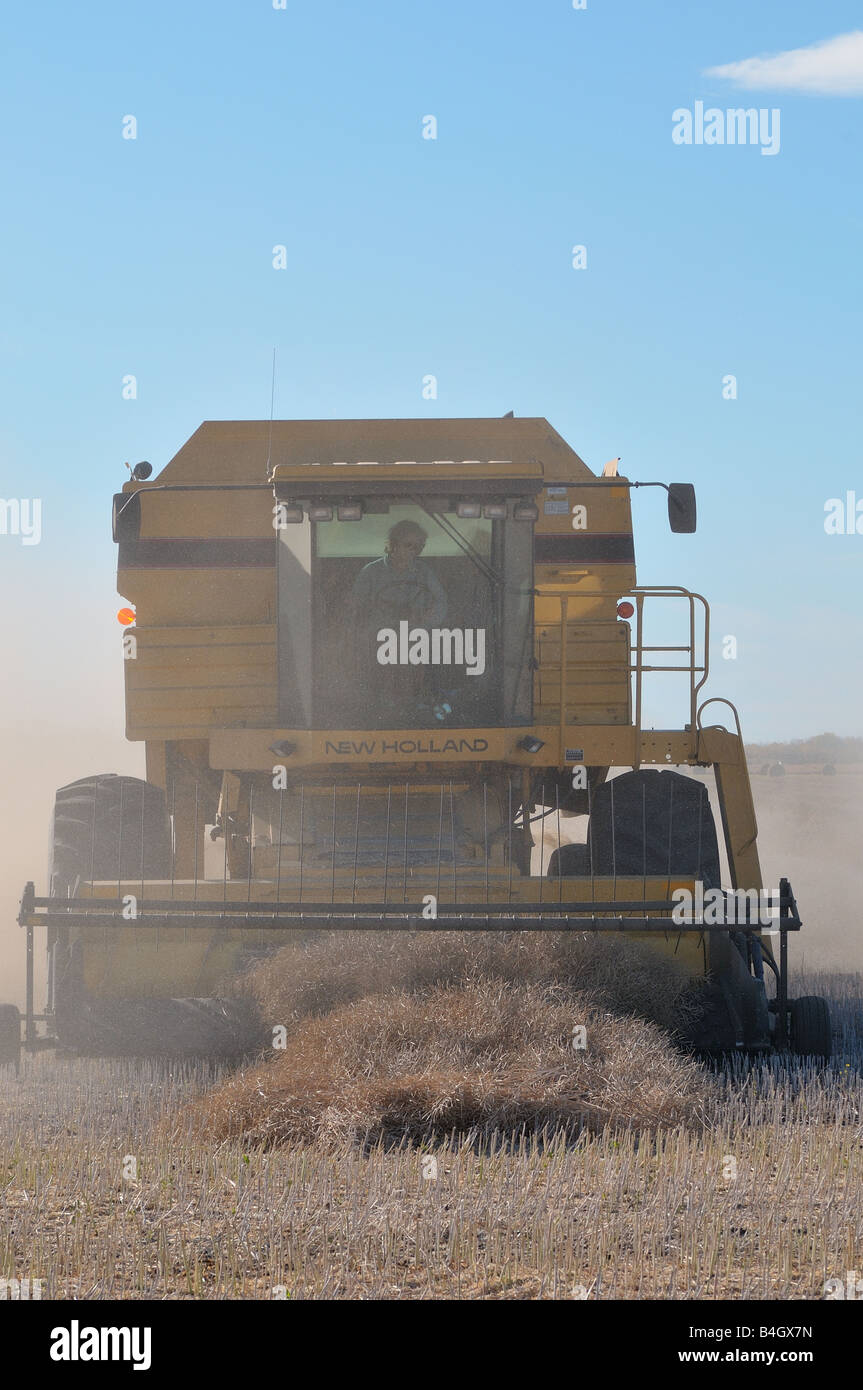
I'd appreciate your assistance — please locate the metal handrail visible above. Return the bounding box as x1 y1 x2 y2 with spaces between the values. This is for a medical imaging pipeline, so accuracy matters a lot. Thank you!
536 584 710 736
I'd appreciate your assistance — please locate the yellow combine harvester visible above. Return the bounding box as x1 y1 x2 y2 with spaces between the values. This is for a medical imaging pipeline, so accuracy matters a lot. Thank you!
6 417 831 1063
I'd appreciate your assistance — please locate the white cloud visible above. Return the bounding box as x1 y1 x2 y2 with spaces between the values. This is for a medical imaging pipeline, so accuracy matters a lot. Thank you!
705 30 863 96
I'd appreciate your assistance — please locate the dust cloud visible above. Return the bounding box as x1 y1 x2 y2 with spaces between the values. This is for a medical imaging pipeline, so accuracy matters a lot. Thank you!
749 769 863 971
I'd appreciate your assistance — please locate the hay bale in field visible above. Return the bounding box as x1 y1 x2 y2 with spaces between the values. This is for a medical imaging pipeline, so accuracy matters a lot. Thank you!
195 933 712 1147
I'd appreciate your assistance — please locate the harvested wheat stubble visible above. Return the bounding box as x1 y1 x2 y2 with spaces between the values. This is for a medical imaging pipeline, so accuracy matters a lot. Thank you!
2 972 859 1299
197 932 713 1147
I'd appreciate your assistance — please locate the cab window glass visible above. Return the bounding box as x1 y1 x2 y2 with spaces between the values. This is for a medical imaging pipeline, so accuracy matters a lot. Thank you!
278 501 534 731
315 507 496 729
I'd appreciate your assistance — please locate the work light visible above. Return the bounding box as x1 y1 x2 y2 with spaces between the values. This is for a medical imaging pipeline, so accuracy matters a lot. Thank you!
513 502 539 521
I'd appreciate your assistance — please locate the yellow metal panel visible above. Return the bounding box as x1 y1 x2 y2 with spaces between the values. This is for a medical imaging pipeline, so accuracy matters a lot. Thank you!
206 725 694 771
128 655 275 691
698 727 761 889
116 570 275 626
143 418 592 483
133 623 276 647
126 625 278 741
534 576 636 602
534 482 634 535
77 869 694 905
80 929 249 997
139 491 274 539
72 867 708 996
537 679 630 705
129 685 277 712
536 637 629 661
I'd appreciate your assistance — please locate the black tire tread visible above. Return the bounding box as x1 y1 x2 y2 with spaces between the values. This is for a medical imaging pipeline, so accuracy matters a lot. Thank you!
50 774 171 889
790 995 832 1059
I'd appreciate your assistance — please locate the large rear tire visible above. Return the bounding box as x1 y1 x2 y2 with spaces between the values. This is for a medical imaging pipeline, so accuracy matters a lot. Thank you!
547 769 721 884
0 1004 21 1073
50 774 170 1052
50 774 171 892
789 995 832 1059
47 774 263 1058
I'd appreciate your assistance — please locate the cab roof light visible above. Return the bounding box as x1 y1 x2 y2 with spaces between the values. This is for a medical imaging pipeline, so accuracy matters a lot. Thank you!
307 503 334 522
513 501 539 521
482 501 508 519
337 501 364 521
456 500 482 519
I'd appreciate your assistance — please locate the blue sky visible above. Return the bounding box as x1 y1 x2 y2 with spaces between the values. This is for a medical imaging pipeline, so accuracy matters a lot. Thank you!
1 0 862 742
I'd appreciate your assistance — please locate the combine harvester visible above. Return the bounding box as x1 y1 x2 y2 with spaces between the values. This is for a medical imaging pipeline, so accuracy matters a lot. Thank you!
3 417 831 1065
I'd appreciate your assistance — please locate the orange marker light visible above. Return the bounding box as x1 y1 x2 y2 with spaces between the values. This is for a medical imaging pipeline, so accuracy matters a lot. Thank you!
117 607 136 626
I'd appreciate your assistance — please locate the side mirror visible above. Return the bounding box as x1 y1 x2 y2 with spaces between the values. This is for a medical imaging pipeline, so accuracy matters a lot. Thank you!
668 483 696 534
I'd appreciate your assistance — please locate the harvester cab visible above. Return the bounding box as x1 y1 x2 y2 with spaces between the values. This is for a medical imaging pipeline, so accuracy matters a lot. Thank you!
9 417 831 1065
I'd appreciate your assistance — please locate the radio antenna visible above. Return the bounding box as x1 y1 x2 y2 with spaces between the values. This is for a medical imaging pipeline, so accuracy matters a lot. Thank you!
265 347 276 475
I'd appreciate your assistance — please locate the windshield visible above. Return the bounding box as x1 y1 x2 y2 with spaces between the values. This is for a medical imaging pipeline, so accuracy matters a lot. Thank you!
278 501 533 730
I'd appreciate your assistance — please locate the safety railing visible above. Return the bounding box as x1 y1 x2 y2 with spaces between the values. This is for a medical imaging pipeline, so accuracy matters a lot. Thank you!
536 585 710 738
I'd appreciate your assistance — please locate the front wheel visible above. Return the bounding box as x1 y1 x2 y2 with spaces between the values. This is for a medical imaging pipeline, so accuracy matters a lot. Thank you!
789 995 832 1059
0 1004 21 1073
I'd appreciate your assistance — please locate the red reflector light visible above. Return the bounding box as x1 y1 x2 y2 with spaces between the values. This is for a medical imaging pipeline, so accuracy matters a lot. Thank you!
617 601 634 619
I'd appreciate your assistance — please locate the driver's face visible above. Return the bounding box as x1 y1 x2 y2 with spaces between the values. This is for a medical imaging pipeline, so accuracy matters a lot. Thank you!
390 537 424 568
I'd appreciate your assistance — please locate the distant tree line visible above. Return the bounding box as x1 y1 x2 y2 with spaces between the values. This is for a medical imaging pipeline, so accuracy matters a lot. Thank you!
746 733 863 764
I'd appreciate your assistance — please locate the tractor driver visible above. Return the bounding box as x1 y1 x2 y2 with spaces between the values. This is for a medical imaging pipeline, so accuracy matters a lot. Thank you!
348 519 447 629
346 519 448 721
